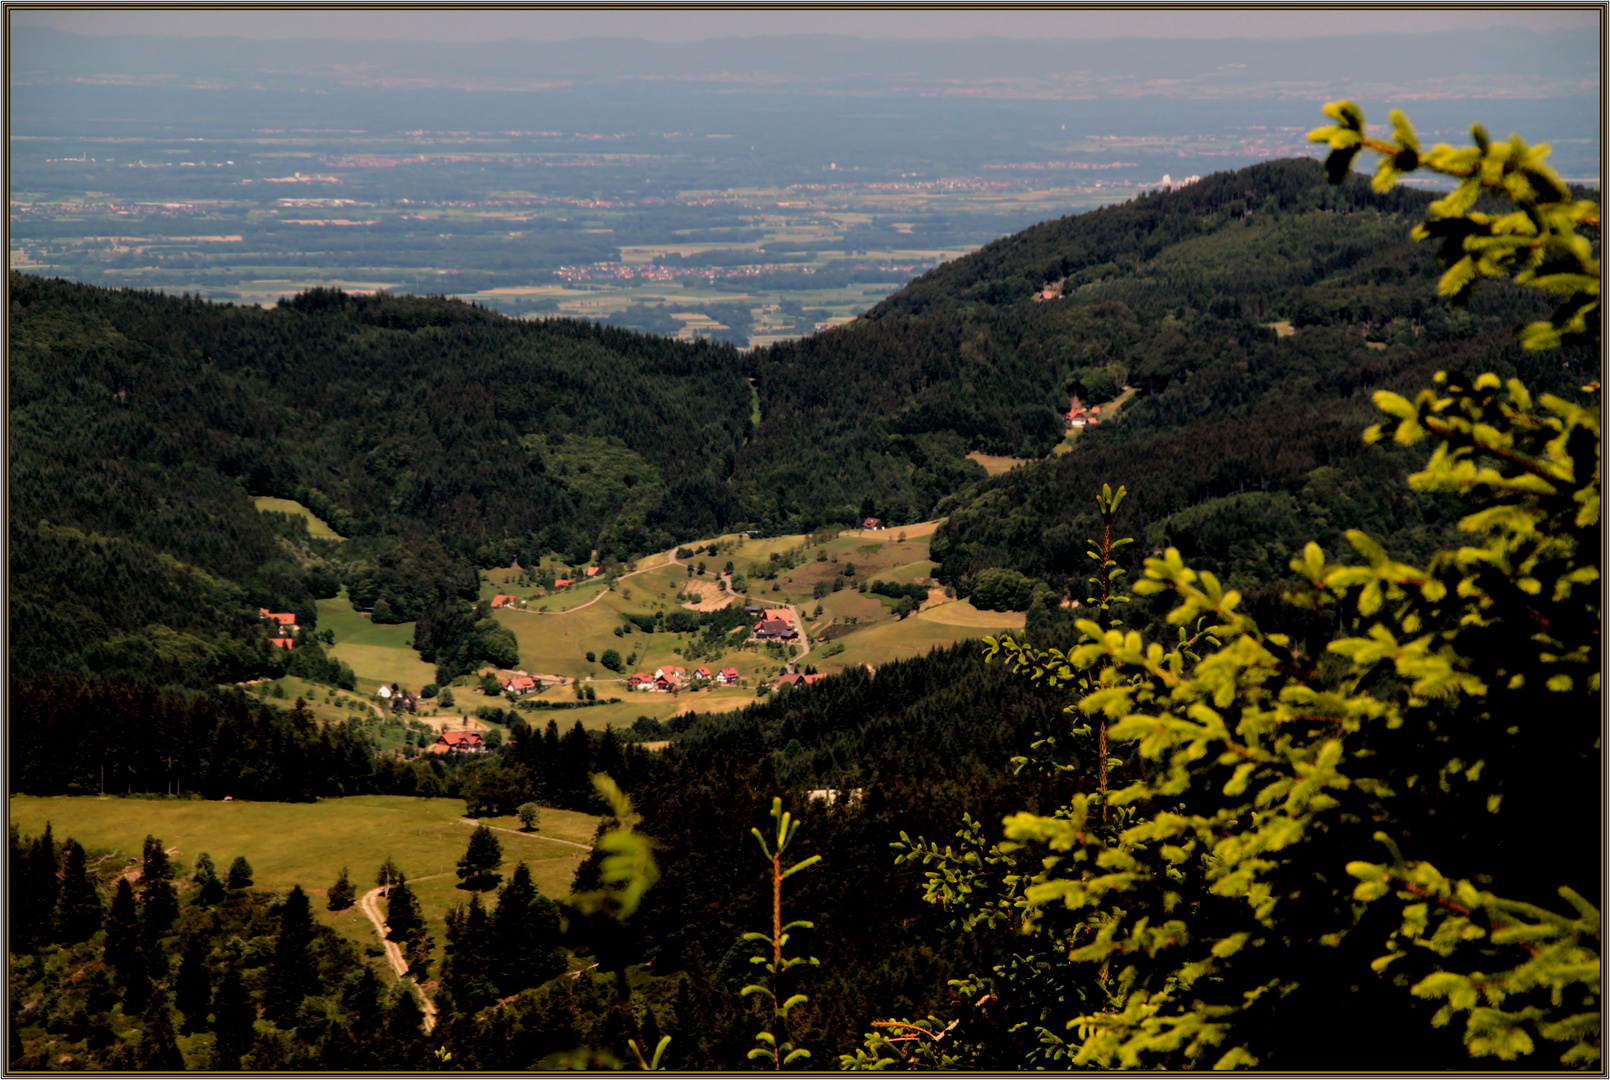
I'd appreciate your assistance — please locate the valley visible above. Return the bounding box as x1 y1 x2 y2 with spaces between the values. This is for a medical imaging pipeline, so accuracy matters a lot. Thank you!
8 72 1601 1066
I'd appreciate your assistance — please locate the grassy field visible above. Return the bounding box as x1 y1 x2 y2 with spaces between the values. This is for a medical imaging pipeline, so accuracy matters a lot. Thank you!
812 609 1021 673
253 496 345 540
317 593 438 691
966 451 1036 476
236 675 380 725
917 600 1028 630
9 794 599 974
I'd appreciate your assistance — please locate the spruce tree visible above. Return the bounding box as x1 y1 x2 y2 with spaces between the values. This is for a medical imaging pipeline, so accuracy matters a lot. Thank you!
103 878 141 976
380 985 428 1070
211 966 257 1069
376 856 400 888
492 862 567 994
327 866 356 911
174 934 212 1035
442 891 497 1011
264 885 319 1026
192 852 225 907
12 823 60 951
54 839 102 943
225 855 254 890
138 836 178 937
385 873 422 944
134 994 185 1070
456 824 504 889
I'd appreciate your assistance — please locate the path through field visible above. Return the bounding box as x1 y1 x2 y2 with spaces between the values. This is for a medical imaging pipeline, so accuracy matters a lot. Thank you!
358 875 451 1033
459 818 594 852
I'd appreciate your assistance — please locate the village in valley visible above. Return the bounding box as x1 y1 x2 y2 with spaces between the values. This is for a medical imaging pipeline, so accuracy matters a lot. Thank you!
246 505 1029 756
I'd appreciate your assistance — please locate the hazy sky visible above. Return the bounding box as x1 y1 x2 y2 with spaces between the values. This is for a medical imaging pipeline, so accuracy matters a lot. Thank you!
12 6 1600 42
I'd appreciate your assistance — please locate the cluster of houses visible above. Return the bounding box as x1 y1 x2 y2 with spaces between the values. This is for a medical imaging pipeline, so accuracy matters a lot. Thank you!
628 665 740 691
1066 395 1104 428
259 608 298 650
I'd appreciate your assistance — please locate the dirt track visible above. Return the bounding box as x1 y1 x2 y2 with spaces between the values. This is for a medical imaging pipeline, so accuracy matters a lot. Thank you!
358 877 449 1032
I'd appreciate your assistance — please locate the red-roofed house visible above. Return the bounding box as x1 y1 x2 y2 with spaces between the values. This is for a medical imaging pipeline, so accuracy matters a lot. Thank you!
553 578 574 588
628 673 654 691
654 665 686 691
260 608 299 630
491 594 517 609
693 667 713 681
754 614 798 641
504 675 539 696
718 667 740 685
269 637 295 650
431 730 487 754
585 566 601 578
862 517 883 531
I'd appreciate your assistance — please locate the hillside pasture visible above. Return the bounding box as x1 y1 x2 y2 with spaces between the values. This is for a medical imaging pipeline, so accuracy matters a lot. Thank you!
918 600 1028 629
253 496 345 540
317 593 437 690
811 607 1021 673
7 794 599 969
236 675 380 725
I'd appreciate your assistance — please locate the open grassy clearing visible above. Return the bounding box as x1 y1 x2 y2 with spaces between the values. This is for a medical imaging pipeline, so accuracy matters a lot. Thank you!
331 642 438 692
236 675 380 725
811 611 1020 673
917 600 1028 629
253 496 345 540
967 451 1038 476
8 794 600 968
315 592 438 690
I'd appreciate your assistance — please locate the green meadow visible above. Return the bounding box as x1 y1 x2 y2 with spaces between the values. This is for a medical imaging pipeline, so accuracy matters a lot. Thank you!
253 496 345 540
8 794 599 969
318 593 438 692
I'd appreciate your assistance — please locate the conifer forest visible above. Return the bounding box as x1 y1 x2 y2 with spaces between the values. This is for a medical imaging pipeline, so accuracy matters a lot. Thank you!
6 35 1602 1072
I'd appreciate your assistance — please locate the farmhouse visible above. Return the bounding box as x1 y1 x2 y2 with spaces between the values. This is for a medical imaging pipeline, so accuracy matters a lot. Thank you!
628 672 654 691
430 730 486 754
553 578 574 588
504 675 539 696
491 594 517 609
862 517 883 530
585 566 601 578
654 665 687 691
259 608 299 630
776 672 826 689
693 667 713 681
1065 395 1103 428
718 667 740 685
754 614 798 641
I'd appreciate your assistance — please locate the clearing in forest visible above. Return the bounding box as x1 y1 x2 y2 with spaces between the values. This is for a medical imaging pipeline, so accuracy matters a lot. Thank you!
6 794 600 970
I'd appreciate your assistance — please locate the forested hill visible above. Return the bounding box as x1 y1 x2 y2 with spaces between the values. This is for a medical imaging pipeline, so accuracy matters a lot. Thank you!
743 157 1593 601
12 158 1597 686
8 281 755 684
